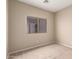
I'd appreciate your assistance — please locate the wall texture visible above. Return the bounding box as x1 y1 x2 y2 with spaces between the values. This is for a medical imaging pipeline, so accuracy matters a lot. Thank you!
8 0 55 53
55 6 72 48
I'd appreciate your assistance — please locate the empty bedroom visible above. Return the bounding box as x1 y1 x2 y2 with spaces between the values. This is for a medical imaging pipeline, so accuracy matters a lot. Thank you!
8 0 72 59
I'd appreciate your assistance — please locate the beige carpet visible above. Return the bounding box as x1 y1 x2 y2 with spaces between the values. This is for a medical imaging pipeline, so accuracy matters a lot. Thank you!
10 44 72 59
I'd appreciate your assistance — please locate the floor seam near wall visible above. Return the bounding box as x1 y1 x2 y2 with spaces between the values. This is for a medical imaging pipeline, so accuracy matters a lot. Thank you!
9 42 56 56
9 44 72 59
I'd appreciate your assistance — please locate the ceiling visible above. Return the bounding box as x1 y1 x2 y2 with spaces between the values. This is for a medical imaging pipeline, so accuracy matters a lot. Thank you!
18 0 72 12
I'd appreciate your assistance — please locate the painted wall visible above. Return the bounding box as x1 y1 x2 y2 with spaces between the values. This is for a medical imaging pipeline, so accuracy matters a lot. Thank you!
55 6 72 48
8 0 55 53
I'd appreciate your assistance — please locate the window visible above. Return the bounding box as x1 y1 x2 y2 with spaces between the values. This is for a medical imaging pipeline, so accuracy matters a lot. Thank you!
27 16 47 33
39 18 47 33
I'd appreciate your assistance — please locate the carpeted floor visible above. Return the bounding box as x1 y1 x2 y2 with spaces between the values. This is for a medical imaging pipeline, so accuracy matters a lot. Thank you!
9 44 72 59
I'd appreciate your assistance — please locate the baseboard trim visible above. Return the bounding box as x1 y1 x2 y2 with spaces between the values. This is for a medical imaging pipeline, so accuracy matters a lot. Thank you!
9 41 55 55
58 41 72 48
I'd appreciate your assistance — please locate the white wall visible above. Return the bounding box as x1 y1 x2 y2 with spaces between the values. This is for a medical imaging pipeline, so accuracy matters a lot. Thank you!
55 6 72 48
8 0 55 53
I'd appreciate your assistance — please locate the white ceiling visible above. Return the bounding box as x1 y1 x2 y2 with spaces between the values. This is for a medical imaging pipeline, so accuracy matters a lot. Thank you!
18 0 72 12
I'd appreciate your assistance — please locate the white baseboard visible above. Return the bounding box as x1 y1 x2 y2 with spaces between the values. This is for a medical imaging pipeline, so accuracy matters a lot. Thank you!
9 41 55 55
58 41 72 48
